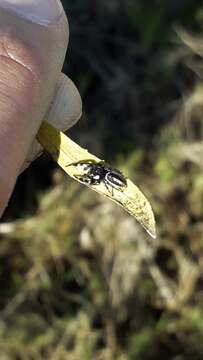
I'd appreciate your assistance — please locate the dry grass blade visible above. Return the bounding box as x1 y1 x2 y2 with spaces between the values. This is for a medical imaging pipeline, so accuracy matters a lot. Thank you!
37 121 156 238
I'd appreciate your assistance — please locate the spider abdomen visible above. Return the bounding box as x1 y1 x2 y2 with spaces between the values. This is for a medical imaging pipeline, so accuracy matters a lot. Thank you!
105 171 127 189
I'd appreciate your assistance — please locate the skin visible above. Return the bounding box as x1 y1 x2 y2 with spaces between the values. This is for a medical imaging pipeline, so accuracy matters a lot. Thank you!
0 4 82 216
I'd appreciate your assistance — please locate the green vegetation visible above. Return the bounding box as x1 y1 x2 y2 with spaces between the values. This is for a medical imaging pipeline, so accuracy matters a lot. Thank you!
2 1 203 358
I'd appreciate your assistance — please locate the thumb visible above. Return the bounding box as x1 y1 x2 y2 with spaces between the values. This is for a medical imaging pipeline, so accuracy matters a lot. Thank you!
0 0 68 216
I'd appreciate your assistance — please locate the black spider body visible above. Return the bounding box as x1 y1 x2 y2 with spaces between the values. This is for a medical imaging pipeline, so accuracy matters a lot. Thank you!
75 162 127 192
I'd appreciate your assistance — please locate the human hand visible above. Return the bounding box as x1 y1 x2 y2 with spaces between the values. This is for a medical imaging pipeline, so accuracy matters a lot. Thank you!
0 0 82 216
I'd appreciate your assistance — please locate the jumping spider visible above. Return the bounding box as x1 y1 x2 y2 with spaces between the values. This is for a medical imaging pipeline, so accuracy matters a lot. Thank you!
73 161 127 194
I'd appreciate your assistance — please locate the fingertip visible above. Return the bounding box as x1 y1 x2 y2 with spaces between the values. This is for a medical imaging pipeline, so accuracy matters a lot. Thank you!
0 0 65 26
47 73 82 130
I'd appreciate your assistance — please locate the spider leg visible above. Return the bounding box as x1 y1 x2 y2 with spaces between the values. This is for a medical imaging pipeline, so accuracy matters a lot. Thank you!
74 174 91 184
66 159 104 167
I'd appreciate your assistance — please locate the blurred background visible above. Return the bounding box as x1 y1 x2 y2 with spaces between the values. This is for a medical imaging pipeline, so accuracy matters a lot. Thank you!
1 0 203 359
